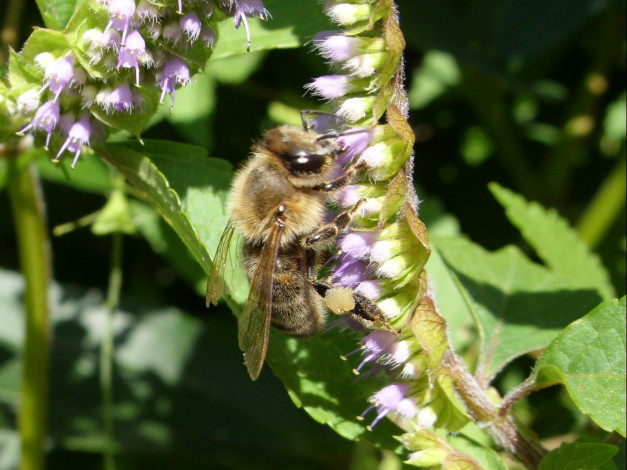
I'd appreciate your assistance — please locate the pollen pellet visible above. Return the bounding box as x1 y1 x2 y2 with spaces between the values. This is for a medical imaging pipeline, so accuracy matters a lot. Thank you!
324 287 356 315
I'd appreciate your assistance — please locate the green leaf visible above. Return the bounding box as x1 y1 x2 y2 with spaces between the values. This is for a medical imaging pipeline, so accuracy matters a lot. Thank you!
266 332 404 451
165 73 216 148
212 0 332 58
489 183 615 300
435 236 602 385
96 140 243 297
538 440 618 470
34 0 81 30
534 296 626 437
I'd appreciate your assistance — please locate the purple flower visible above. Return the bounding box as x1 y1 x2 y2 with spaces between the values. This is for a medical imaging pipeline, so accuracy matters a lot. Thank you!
104 0 136 45
306 75 353 100
180 13 202 43
39 55 82 102
54 114 93 168
157 57 191 112
17 100 60 149
314 33 366 62
335 128 372 164
331 255 368 287
339 231 377 260
104 83 134 112
117 30 147 86
348 330 397 373
360 383 417 429
225 0 270 51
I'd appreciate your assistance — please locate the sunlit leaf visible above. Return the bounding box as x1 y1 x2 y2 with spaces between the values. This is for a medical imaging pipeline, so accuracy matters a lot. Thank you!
534 296 626 437
490 183 615 299
436 236 602 385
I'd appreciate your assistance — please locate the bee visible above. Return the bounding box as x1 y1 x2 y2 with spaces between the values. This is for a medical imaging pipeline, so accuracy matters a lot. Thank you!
206 124 392 380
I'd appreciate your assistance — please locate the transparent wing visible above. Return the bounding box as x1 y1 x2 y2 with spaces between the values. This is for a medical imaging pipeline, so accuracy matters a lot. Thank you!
206 220 236 307
238 219 284 380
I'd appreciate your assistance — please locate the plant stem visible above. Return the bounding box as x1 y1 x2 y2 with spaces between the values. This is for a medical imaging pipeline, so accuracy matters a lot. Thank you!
576 155 626 249
8 152 52 470
443 350 547 469
100 203 124 470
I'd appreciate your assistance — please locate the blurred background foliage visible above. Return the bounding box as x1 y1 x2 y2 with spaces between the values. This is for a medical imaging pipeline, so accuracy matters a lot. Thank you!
0 0 625 468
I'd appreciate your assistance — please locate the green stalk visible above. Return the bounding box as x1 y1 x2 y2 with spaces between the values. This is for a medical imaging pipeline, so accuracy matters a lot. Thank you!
8 154 51 470
576 155 626 249
100 195 125 470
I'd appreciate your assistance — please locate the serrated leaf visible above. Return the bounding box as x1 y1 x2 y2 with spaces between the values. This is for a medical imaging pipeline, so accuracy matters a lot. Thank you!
538 440 618 470
489 183 615 300
534 296 626 436
435 236 602 386
212 0 332 58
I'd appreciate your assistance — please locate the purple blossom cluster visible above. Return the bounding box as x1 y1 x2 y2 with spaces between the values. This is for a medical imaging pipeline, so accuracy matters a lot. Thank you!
16 0 269 167
309 1 431 431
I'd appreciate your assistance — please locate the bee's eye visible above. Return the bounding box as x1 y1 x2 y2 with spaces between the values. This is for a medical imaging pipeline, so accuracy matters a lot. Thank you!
280 152 326 174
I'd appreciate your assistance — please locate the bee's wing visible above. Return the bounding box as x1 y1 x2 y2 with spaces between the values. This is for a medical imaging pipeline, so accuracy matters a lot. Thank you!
238 219 285 380
206 220 236 307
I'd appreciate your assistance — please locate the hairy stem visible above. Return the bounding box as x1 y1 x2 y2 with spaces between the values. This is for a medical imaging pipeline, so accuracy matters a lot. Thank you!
8 152 52 470
443 350 547 469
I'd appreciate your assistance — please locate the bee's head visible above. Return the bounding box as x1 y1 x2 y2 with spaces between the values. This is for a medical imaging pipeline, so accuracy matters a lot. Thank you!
262 126 339 177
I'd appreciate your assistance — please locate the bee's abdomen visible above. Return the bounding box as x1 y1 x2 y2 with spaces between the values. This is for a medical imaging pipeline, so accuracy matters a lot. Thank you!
270 280 326 337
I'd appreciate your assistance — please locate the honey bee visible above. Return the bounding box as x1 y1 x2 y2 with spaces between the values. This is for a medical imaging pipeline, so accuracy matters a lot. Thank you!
206 124 392 380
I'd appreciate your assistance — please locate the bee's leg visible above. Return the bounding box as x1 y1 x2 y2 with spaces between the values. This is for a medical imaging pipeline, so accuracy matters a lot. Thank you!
304 199 366 253
311 161 367 192
312 281 398 334
303 199 365 280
